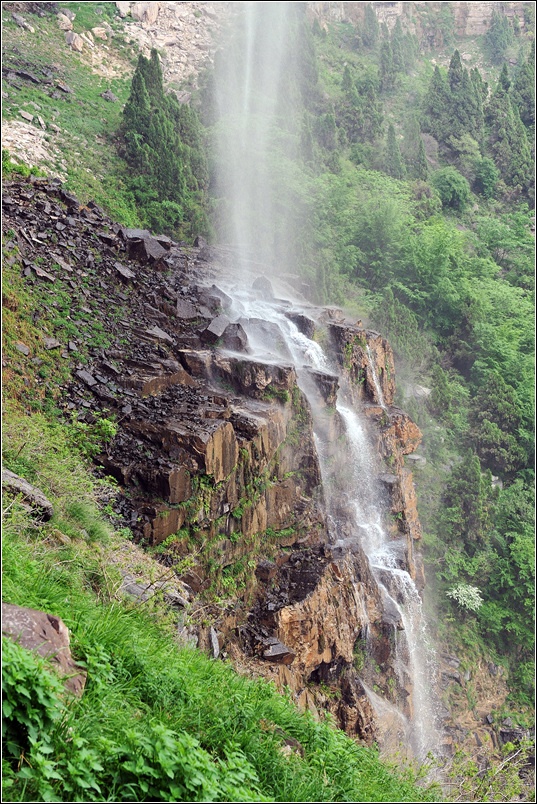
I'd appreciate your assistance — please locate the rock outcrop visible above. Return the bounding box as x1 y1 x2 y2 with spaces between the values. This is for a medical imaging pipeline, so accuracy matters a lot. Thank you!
2 175 427 750
308 1 528 37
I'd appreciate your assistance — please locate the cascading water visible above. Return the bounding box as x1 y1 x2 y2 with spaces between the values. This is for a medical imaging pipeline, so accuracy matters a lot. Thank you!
211 1 441 761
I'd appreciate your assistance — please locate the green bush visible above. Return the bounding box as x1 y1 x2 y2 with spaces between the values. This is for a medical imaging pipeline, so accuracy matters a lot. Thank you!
431 166 471 211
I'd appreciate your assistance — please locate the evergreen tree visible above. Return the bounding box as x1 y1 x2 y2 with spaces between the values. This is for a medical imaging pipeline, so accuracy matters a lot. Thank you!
511 45 535 128
391 17 405 73
422 65 450 141
447 51 484 141
486 73 533 191
484 10 515 65
440 452 494 553
470 67 488 104
402 115 428 179
338 67 382 144
384 124 405 179
362 3 379 49
469 373 526 475
379 33 396 92
121 49 209 239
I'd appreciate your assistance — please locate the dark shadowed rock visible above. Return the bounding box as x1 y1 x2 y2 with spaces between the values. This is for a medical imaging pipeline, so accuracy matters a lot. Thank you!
262 637 296 664
145 325 174 344
2 603 86 696
100 89 119 102
201 315 232 345
114 261 136 280
252 275 274 298
285 311 315 339
176 298 201 319
220 322 248 352
76 369 97 386
2 469 54 520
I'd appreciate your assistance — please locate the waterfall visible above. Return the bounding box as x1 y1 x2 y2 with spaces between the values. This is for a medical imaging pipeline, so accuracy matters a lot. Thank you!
210 1 441 761
366 345 387 410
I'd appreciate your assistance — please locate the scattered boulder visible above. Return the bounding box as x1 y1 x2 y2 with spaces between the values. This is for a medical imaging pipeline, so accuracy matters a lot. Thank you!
200 315 232 345
252 275 274 299
115 1 131 17
65 31 85 52
220 322 248 352
2 603 86 696
12 13 35 33
56 12 73 30
130 2 160 25
2 469 54 520
261 637 296 665
100 89 119 102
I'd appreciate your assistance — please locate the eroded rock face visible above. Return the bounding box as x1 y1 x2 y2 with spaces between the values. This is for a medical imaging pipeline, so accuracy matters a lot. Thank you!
2 176 427 749
307 1 528 37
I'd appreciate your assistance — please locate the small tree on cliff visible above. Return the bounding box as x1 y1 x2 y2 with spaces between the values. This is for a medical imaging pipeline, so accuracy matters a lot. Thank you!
121 49 209 239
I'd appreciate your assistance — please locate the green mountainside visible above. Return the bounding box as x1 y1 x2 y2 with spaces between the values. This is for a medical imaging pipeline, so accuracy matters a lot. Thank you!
2 2 534 801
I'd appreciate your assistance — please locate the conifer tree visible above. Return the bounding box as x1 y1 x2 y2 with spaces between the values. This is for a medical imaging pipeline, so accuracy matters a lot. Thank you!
486 72 533 192
423 65 450 141
511 45 535 127
362 3 379 49
484 10 515 65
403 115 428 179
384 123 405 179
391 17 405 73
379 32 396 92
121 48 209 238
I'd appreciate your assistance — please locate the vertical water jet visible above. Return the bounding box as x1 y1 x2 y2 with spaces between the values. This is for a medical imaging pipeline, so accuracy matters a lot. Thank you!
209 1 442 762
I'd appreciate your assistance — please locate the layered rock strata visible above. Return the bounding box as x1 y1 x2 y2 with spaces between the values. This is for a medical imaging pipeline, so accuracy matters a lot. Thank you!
3 176 425 748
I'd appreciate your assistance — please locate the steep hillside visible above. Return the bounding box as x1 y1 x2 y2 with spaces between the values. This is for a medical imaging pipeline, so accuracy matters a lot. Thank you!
2 1 534 801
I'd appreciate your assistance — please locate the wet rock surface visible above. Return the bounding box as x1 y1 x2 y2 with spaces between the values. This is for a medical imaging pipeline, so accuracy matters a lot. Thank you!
3 175 427 747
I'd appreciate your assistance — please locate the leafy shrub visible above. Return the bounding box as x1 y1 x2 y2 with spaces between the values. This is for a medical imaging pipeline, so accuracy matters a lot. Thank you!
431 166 471 211
2 637 65 757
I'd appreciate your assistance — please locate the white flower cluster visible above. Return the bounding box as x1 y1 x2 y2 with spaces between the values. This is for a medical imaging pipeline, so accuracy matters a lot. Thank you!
446 583 484 612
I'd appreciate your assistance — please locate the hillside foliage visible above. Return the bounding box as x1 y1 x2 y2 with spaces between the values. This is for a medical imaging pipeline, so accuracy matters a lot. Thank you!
1 1 535 799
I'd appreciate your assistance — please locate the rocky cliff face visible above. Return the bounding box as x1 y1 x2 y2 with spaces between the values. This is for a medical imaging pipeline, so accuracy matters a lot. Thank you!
308 1 528 36
3 175 429 750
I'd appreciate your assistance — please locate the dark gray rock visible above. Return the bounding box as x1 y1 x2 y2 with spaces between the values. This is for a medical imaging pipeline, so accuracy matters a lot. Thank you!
262 637 296 665
2 469 54 520
114 261 136 280
14 341 30 355
201 315 232 345
100 89 119 102
145 325 174 344
76 369 97 387
252 275 274 298
220 322 248 352
285 311 315 339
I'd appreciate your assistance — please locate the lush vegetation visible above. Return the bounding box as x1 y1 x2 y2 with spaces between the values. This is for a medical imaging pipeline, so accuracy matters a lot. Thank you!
1 1 534 799
120 50 210 238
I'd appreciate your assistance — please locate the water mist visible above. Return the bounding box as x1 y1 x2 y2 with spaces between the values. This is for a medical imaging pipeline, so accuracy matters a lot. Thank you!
210 1 442 761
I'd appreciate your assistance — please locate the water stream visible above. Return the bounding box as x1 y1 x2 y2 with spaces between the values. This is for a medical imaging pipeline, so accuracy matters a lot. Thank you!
211 1 441 761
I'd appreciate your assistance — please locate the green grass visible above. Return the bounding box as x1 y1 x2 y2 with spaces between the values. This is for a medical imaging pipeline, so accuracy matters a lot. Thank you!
1 3 140 223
